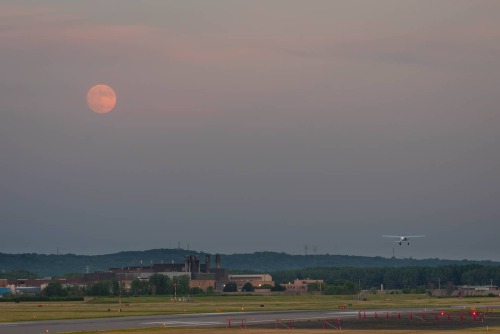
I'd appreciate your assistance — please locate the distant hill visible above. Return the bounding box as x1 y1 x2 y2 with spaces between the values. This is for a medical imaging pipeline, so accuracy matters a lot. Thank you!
1 249 498 277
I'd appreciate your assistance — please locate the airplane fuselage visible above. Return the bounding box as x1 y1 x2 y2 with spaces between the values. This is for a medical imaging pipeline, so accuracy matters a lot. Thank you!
383 235 424 246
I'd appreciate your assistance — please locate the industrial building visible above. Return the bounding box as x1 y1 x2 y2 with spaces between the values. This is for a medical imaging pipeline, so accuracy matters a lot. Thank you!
228 274 273 289
284 279 324 292
84 254 228 291
2 254 285 296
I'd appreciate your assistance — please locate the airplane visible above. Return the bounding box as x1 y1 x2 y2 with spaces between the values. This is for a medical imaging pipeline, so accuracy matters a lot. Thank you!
382 235 425 245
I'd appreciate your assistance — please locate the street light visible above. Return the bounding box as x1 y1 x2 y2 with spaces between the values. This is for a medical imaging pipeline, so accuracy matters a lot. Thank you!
118 280 122 305
358 279 360 301
174 280 177 302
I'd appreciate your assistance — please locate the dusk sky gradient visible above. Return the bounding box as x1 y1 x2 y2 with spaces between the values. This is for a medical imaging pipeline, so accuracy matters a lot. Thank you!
2 1 499 260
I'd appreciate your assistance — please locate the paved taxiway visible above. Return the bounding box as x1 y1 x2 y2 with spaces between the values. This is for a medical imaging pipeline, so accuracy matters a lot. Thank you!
0 307 439 334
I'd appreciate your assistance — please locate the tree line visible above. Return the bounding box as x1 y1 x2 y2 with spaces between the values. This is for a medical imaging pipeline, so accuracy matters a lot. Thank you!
2 249 498 276
3 264 500 297
30 274 206 298
271 264 500 291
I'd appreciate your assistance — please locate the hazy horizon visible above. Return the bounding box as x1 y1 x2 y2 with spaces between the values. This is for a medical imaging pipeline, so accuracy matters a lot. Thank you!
3 246 498 264
2 1 499 261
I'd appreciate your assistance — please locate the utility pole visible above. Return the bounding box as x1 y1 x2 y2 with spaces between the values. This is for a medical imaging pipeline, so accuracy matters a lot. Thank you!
358 278 361 301
118 280 122 306
174 280 177 302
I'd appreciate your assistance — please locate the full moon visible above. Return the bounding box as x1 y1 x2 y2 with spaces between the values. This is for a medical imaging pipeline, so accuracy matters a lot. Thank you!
86 84 117 114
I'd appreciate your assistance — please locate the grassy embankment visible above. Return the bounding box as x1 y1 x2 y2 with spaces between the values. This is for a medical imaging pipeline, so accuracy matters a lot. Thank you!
3 294 500 333
70 329 500 334
1 294 500 323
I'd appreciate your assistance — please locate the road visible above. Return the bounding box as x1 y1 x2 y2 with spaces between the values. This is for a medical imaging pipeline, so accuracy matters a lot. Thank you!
0 307 453 334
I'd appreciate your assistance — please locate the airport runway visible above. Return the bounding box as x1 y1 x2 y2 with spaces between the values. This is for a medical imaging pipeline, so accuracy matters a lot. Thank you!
0 307 437 334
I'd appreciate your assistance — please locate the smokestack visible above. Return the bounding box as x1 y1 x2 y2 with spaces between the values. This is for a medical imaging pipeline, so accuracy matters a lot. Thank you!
216 254 221 269
189 255 194 272
205 255 210 272
194 256 200 273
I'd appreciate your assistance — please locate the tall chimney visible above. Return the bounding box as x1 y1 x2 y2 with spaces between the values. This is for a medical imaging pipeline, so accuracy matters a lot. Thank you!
215 254 221 269
189 255 194 272
194 256 200 273
205 255 210 272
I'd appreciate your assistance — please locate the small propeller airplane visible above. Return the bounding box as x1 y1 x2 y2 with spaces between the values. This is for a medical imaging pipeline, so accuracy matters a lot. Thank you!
382 235 425 245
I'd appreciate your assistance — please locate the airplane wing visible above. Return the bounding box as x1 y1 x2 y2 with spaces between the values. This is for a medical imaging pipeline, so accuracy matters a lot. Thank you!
382 235 424 245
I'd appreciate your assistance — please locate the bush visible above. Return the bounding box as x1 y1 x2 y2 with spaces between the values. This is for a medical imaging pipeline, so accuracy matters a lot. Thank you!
270 282 286 292
44 282 68 297
189 287 205 295
223 282 237 292
323 281 357 295
415 286 427 294
257 284 273 289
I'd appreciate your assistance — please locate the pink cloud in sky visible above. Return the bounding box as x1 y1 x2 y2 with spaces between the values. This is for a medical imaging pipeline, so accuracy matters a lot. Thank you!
0 4 56 18
0 4 154 49
169 45 254 64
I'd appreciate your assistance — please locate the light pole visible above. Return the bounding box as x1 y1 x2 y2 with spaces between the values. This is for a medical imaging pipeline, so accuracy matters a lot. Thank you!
174 281 177 302
358 278 361 301
118 280 122 306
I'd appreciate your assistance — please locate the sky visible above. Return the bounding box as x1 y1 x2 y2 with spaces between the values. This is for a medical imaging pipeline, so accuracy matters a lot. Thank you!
1 0 499 261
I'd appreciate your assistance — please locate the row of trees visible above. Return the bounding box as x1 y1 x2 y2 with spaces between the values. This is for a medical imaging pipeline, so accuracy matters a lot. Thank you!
129 274 191 296
221 282 285 292
272 264 500 290
220 281 358 295
4 249 497 276
43 274 202 297
7 264 500 298
0 269 37 280
306 281 359 295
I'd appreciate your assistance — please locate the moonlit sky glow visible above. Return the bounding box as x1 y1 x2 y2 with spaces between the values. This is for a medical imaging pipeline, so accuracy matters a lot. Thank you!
1 1 499 260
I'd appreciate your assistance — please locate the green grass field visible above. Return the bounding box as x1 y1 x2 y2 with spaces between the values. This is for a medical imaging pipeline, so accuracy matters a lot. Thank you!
2 294 500 333
73 328 500 334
